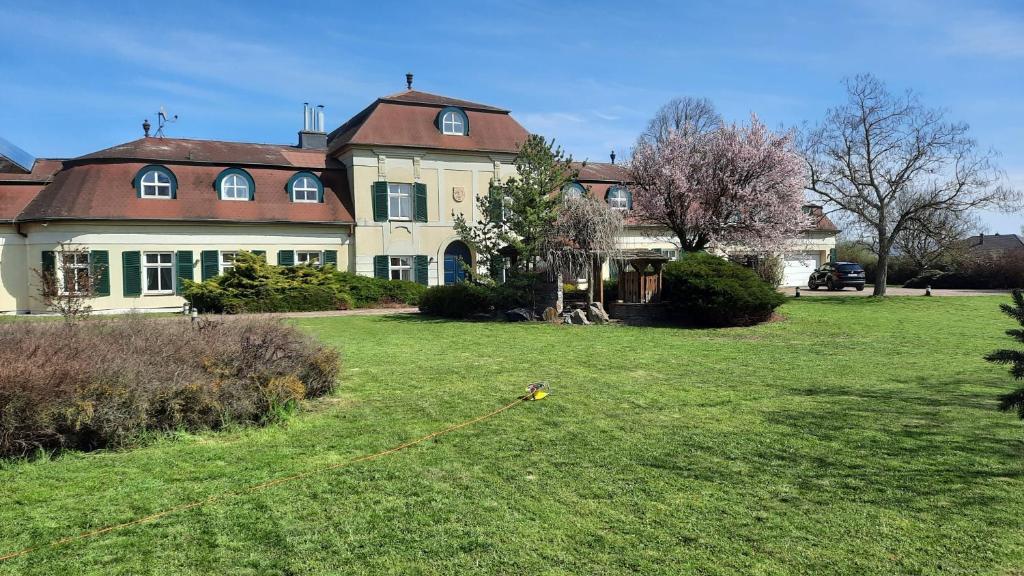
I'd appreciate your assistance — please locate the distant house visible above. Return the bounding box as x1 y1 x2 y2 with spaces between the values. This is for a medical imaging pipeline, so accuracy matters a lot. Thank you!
960 233 1024 258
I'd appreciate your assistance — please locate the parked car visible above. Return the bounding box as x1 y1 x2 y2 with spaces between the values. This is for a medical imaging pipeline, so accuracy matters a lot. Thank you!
808 262 866 291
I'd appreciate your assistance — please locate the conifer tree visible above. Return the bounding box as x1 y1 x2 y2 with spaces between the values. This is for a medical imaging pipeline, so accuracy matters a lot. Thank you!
986 289 1024 418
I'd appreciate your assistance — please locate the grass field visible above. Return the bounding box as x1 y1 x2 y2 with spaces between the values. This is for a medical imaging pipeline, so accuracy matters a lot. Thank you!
1 296 1023 575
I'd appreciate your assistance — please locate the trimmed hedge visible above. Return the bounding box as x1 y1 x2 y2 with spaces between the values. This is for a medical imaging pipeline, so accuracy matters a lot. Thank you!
663 252 786 327
418 283 493 319
904 255 1024 290
185 252 425 313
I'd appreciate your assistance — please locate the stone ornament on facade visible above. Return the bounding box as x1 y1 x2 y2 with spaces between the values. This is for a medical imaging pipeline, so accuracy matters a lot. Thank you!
452 186 465 203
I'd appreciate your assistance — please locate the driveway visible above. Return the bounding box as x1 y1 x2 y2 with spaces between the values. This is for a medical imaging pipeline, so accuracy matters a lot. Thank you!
779 286 1011 297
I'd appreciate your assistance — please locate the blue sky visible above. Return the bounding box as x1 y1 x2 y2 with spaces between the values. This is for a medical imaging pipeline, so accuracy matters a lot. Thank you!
1 0 1021 232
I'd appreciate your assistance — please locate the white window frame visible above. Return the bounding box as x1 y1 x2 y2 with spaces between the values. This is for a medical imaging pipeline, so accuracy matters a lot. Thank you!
441 110 465 135
388 183 413 220
389 256 412 281
59 251 91 295
296 251 322 266
608 187 629 210
143 252 175 294
221 174 250 200
220 251 238 274
140 169 172 198
292 176 319 203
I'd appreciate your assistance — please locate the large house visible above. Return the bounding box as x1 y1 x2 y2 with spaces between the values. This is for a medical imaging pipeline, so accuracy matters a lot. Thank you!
0 79 836 313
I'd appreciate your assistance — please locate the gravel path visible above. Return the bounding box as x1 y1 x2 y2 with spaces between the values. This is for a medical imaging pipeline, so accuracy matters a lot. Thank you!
780 286 1011 297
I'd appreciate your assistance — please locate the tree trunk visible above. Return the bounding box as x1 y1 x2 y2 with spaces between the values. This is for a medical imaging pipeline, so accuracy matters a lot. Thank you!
873 243 889 296
586 254 595 307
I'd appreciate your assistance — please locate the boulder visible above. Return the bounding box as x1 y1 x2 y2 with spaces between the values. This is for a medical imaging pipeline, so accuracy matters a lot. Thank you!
505 307 536 322
587 302 610 324
542 307 559 322
568 309 590 325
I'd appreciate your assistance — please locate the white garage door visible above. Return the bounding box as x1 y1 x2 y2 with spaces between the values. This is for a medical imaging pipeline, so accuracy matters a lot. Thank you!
782 252 821 287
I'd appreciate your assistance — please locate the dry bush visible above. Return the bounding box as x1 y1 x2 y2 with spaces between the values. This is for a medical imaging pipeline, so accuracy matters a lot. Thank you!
0 315 340 457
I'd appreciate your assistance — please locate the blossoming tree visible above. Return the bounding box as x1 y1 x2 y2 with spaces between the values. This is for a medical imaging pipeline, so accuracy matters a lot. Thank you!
628 113 807 254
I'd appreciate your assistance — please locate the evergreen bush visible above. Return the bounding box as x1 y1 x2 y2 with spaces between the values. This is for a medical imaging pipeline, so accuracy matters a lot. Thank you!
663 252 786 327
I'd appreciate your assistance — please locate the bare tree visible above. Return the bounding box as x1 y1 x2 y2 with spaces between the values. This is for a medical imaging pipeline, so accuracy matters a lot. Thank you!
639 96 722 147
543 196 624 306
893 211 976 270
34 243 103 323
803 74 1018 295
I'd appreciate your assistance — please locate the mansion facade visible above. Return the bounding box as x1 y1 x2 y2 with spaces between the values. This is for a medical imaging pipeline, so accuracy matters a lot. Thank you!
0 81 836 313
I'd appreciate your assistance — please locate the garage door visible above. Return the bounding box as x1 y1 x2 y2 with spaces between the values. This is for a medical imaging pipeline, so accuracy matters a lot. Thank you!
782 252 821 287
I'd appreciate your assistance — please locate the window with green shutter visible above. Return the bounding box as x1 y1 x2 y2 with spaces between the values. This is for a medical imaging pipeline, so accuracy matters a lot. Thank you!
373 255 388 279
200 250 219 280
252 250 266 259
91 250 110 296
414 255 429 285
122 251 142 296
278 250 295 267
414 183 427 222
323 250 338 269
175 251 194 294
372 181 388 222
41 250 55 274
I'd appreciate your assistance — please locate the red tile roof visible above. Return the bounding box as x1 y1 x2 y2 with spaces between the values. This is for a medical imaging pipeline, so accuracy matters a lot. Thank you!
574 161 630 183
327 90 529 155
0 159 64 221
17 141 353 224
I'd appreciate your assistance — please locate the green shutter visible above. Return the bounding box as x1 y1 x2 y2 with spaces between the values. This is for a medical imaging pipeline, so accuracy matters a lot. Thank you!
122 251 142 297
488 188 503 222
373 255 388 279
626 188 633 210
414 255 429 285
278 250 295 267
414 182 427 222
201 250 219 280
41 250 55 274
372 181 389 222
252 250 266 259
829 248 837 263
323 250 338 269
489 256 505 283
91 250 110 296
175 251 193 294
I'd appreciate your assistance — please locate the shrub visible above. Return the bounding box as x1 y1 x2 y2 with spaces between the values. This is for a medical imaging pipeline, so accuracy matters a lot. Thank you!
0 315 340 457
184 252 424 313
903 254 1024 289
418 283 493 318
663 252 786 327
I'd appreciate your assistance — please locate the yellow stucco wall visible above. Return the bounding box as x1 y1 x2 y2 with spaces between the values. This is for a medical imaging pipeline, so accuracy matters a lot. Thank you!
10 221 351 313
0 226 29 313
340 147 514 283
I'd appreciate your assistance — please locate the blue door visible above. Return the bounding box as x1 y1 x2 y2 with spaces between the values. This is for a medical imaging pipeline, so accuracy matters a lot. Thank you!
443 241 471 285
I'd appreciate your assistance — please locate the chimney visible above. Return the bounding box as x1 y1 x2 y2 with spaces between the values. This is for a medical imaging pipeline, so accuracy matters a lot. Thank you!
979 233 984 245
142 119 151 138
298 102 327 149
406 72 414 90
610 150 616 164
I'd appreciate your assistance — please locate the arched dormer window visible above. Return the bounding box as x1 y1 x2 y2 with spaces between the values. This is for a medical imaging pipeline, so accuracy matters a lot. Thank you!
134 165 177 199
562 182 586 199
606 186 632 210
436 106 469 136
215 168 255 201
287 172 323 203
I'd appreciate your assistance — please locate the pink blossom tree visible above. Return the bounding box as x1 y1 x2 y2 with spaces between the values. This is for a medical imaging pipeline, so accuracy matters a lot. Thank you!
628 113 808 254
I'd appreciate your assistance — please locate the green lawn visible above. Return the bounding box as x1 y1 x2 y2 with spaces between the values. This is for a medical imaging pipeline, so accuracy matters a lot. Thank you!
1 297 1023 575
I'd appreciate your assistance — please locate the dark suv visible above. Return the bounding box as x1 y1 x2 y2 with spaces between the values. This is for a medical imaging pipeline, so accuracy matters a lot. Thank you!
808 262 866 291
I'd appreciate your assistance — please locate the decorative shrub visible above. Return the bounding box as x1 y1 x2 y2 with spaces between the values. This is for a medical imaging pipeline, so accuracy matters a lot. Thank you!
0 315 340 457
904 254 1024 289
418 283 493 318
184 252 424 313
663 252 786 327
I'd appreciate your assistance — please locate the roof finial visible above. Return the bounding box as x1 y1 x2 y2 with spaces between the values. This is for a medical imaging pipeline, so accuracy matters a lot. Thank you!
610 150 616 164
142 119 151 138
406 72 413 90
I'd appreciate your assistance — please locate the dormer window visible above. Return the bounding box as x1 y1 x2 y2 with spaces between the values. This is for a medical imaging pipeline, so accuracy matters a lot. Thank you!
563 182 586 199
134 165 177 199
436 106 469 136
216 168 254 201
287 172 323 203
606 186 631 210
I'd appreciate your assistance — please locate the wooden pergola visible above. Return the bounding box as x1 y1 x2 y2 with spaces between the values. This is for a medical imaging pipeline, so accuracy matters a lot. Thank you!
612 249 670 304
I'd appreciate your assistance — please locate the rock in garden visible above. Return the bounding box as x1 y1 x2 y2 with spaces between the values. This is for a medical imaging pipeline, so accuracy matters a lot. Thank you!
569 309 590 325
542 307 559 322
587 302 609 324
505 308 535 322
